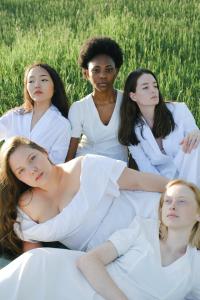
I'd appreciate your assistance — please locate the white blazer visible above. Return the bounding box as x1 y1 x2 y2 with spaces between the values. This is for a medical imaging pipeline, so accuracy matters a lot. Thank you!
129 102 199 184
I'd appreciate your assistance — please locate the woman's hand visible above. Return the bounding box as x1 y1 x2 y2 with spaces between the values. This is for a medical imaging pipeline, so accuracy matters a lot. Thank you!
180 129 200 153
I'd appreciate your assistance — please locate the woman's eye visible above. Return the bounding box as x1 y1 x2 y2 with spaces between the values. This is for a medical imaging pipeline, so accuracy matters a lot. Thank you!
164 199 171 204
41 79 48 82
28 80 34 83
106 68 114 73
142 86 148 90
30 155 36 161
92 69 99 74
178 200 185 204
18 169 24 175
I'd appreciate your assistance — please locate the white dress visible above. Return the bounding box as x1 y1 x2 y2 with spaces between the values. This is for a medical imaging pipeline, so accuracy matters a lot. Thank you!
14 155 160 251
129 102 200 186
0 105 71 164
68 90 128 162
0 217 199 300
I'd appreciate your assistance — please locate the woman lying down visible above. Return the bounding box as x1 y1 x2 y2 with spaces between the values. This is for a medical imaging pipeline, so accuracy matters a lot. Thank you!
0 179 199 300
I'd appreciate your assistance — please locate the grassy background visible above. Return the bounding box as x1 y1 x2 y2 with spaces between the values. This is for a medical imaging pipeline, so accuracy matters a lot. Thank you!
0 0 199 125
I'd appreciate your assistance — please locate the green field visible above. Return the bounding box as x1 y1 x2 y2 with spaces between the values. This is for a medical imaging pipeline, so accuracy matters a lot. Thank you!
0 0 199 125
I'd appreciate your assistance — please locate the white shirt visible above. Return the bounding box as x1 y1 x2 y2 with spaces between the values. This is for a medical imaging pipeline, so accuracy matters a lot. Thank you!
14 155 160 250
108 217 200 300
68 90 128 162
0 105 71 164
129 102 199 182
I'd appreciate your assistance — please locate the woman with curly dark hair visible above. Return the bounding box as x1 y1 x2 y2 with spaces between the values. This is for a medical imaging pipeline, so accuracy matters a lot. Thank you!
119 68 200 186
66 37 128 162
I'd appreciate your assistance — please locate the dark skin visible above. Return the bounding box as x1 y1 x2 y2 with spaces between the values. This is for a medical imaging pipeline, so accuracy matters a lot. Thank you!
65 54 119 161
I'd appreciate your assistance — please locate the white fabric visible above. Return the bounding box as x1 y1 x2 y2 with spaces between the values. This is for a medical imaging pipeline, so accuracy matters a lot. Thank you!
0 105 71 164
68 90 128 162
1 218 199 300
129 102 200 186
14 154 160 251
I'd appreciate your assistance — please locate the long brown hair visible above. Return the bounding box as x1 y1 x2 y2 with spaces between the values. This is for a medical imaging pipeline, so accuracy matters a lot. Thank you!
118 68 175 146
159 179 200 249
22 62 69 117
0 136 48 257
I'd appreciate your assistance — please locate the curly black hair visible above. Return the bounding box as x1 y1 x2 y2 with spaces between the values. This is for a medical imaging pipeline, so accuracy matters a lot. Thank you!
78 37 123 69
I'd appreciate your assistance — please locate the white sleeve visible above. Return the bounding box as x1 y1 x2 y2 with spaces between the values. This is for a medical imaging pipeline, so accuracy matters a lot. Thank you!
108 217 141 256
80 154 127 206
185 251 200 299
48 119 71 164
128 144 160 174
0 112 12 141
178 102 198 133
68 101 83 138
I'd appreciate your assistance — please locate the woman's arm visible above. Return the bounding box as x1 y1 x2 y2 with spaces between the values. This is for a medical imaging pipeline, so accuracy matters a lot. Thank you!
23 241 42 252
180 129 200 153
65 137 80 161
77 241 128 300
118 167 169 192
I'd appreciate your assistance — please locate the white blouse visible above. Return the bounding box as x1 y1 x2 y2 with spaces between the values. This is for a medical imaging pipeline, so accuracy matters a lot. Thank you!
14 155 160 251
68 90 128 162
0 105 71 164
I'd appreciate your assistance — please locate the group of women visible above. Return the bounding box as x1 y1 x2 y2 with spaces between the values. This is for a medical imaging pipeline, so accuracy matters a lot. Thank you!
0 36 200 299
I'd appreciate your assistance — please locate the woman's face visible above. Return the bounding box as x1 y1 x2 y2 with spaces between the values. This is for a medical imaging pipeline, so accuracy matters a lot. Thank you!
85 54 118 92
9 145 52 188
26 66 54 106
161 184 200 230
130 73 159 110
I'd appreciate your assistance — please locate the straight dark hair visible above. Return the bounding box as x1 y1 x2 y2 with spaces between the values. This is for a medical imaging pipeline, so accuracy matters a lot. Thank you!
23 63 69 118
119 68 175 146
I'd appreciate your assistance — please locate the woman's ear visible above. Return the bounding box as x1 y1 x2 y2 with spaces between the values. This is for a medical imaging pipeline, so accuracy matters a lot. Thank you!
196 215 200 222
129 92 136 102
82 68 88 79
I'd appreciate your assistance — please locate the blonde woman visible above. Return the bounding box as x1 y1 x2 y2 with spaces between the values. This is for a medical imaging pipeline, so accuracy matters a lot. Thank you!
0 180 199 300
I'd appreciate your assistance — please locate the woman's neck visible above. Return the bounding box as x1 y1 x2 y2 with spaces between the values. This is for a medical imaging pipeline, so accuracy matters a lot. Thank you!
139 106 155 128
92 88 116 105
161 227 191 255
31 102 51 130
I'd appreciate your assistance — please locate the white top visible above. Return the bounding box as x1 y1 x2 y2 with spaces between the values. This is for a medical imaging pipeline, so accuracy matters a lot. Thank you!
129 102 199 179
14 155 160 251
107 217 200 300
1 218 199 300
68 90 128 162
0 105 71 164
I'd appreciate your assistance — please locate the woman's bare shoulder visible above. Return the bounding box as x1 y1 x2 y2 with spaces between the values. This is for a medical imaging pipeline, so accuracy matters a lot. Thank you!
62 156 83 174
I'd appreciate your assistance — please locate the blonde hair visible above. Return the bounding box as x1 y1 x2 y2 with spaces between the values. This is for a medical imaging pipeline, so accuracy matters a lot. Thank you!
159 179 200 248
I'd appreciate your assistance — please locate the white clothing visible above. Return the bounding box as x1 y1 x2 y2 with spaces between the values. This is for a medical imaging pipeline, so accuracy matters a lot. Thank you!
0 218 199 300
0 105 71 164
14 155 160 251
129 102 200 186
68 90 128 162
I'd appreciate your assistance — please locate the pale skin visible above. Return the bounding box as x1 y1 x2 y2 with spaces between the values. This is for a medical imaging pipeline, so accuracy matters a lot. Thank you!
77 184 200 300
65 54 119 161
9 144 169 252
26 66 54 130
129 73 200 153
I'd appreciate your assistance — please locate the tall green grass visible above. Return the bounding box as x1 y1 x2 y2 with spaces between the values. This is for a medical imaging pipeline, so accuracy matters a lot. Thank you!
0 0 199 124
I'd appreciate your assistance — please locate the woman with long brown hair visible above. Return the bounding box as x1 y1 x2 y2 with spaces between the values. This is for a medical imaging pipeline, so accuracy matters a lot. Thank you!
0 136 168 259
